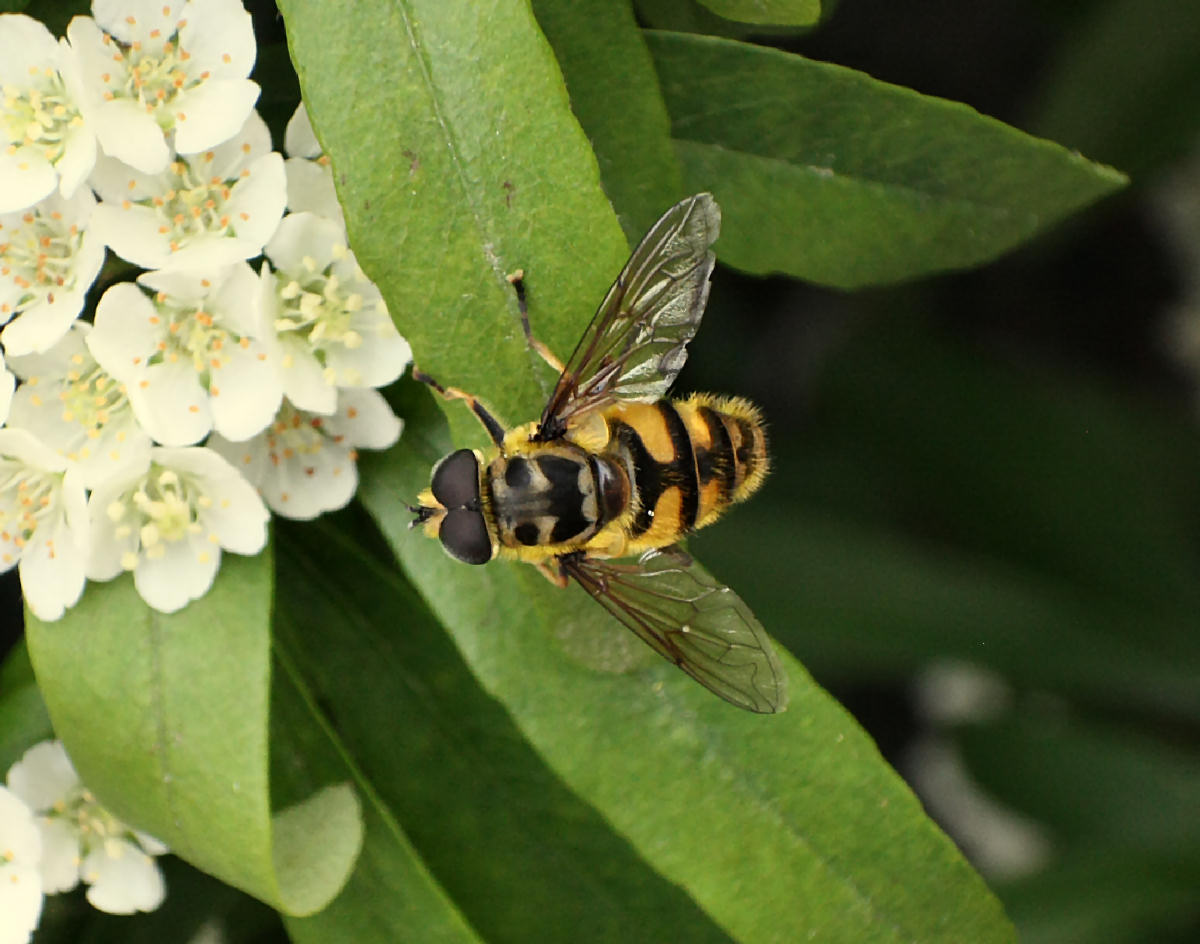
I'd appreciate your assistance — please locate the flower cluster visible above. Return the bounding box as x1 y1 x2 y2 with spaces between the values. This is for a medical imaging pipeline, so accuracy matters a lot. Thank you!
2 740 168 943
0 3 408 620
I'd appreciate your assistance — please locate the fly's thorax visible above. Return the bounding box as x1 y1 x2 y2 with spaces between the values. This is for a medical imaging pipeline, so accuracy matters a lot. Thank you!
486 443 628 550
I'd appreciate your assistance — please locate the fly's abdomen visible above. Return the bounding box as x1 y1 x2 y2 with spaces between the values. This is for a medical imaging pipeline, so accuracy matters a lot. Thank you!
487 446 626 550
606 395 768 547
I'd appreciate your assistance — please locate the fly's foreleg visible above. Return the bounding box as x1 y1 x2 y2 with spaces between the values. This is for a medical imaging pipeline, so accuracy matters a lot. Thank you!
507 269 566 374
411 366 506 447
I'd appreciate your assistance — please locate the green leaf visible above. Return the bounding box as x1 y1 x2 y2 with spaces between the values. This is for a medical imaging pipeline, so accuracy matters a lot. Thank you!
530 0 684 240
270 632 482 944
636 0 819 38
644 31 1127 288
277 0 629 436
693 0 820 27
1030 0 1200 178
24 551 361 917
274 513 734 943
350 379 1015 944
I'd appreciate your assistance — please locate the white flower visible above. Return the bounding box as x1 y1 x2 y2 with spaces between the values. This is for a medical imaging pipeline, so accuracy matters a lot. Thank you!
210 388 402 519
0 784 42 944
5 322 151 488
6 741 166 915
0 428 88 621
262 212 410 414
87 264 281 446
89 110 285 272
283 102 342 228
87 446 267 613
0 14 96 214
66 0 258 175
0 187 105 356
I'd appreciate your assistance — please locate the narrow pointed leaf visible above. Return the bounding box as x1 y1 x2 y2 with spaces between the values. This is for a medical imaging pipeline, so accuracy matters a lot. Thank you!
694 0 820 26
645 31 1127 288
530 0 684 239
277 0 629 433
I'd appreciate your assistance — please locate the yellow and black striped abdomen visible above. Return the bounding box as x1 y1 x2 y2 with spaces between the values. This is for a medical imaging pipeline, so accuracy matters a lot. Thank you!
604 394 768 551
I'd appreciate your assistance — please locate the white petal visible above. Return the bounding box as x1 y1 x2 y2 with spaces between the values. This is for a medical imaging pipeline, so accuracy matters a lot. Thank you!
91 0 168 44
0 787 42 939
86 151 160 205
0 428 68 472
0 364 13 425
127 361 211 447
328 387 403 450
209 344 280 441
284 157 343 225
173 79 260 155
90 202 172 270
36 817 82 894
157 233 265 273
206 429 269 490
207 261 262 336
264 438 358 520
0 867 42 944
277 338 336 414
90 98 169 175
264 210 339 274
156 448 267 554
133 528 219 613
85 458 150 582
223 152 286 253
19 498 88 621
284 102 320 159
179 0 256 79
81 840 165 914
206 110 272 179
6 742 79 812
132 830 168 856
88 283 161 379
326 327 411 390
0 288 88 357
0 14 59 82
0 784 41 860
54 125 98 200
0 149 56 214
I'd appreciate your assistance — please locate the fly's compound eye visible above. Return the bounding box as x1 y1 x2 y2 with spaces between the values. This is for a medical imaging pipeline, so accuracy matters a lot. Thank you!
431 448 481 509
440 508 492 564
430 449 491 564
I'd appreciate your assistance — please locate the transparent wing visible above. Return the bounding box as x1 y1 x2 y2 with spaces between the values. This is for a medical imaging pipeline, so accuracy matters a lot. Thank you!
537 194 720 439
561 547 788 713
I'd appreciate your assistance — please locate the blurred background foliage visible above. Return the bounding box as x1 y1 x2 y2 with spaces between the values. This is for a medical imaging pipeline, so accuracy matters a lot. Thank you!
2 0 1199 941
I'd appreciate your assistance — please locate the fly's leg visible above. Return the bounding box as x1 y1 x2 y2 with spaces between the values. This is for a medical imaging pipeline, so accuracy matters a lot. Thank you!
411 366 506 447
508 269 566 374
531 556 570 589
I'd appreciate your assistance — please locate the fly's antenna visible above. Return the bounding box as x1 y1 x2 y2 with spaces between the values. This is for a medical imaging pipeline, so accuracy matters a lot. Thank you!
408 504 436 529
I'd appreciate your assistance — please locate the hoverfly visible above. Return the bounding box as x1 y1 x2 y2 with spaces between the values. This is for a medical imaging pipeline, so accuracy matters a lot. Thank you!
411 194 786 713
